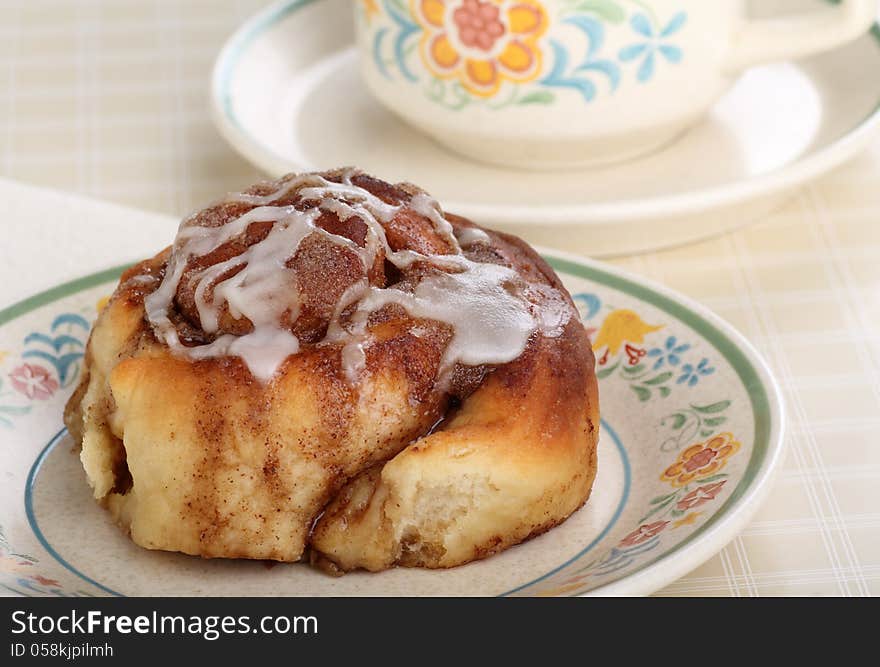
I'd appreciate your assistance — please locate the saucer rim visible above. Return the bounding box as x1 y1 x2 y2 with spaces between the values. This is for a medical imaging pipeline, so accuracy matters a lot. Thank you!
210 0 880 226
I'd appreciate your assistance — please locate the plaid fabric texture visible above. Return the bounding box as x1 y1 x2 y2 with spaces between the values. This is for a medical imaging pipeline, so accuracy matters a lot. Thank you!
1 0 878 596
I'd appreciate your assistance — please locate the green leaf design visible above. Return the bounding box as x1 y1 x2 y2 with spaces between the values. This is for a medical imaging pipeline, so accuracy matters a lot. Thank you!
388 0 408 13
596 361 619 380
427 78 444 101
665 413 687 430
639 496 676 522
622 363 645 375
700 429 712 437
694 473 728 484
632 385 651 402
692 400 731 414
703 416 727 427
658 386 671 398
0 405 30 415
671 509 684 518
650 492 678 504
517 91 555 105
573 0 626 23
643 372 673 386
449 83 472 110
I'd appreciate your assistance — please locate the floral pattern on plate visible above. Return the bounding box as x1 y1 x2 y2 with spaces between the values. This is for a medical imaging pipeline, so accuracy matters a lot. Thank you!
0 255 779 597
362 0 688 109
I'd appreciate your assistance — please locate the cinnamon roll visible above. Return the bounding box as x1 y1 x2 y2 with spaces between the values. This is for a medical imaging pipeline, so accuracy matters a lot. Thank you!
64 168 599 572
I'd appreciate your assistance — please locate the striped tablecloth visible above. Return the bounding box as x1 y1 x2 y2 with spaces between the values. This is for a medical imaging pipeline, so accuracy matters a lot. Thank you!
1 0 878 596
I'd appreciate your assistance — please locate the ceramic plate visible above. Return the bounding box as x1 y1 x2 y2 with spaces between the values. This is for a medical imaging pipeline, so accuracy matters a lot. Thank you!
0 250 784 597
209 0 880 256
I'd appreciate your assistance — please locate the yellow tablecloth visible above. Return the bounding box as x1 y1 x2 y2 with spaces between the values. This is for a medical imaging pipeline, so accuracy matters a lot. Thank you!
2 0 878 596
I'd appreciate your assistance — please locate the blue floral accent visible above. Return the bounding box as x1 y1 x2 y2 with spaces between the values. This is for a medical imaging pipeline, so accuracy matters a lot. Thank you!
566 15 621 91
647 336 690 370
573 293 602 321
541 14 622 102
618 11 687 82
369 3 687 107
574 536 662 577
22 313 89 387
542 41 596 101
677 358 715 387
375 0 420 82
1 525 94 597
372 27 391 80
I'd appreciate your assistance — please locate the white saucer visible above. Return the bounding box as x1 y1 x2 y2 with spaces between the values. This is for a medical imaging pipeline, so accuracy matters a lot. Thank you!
211 0 880 256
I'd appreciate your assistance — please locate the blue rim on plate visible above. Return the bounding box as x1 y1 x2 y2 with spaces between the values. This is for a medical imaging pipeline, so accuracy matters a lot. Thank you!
0 250 785 596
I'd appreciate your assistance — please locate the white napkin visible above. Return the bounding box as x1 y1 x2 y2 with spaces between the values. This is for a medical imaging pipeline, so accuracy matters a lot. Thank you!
0 178 179 309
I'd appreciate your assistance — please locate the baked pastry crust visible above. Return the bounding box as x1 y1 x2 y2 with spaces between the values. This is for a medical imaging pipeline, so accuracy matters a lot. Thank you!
64 169 599 571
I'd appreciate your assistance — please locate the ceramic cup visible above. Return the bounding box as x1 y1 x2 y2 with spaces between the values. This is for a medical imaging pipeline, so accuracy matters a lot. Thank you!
354 0 877 169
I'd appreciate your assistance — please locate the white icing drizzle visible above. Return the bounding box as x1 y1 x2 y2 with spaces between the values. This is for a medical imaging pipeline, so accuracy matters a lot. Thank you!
454 226 491 247
327 257 539 384
143 169 573 384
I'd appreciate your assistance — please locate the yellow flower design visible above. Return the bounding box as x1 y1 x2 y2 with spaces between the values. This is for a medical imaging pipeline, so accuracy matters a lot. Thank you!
661 433 741 487
535 579 586 596
0 553 32 574
96 295 111 313
673 512 702 528
592 309 663 356
361 0 381 22
0 350 8 366
414 0 548 97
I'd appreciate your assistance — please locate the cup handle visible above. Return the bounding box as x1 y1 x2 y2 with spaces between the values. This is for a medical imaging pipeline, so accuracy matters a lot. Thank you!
724 0 877 71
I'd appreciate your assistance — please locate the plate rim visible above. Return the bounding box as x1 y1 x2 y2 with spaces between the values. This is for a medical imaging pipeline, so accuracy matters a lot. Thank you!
209 0 880 226
0 250 786 597
545 248 786 596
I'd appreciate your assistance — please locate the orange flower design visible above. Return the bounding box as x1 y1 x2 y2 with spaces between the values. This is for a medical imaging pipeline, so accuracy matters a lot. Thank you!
620 520 669 547
415 0 548 97
360 0 381 22
661 433 741 487
0 554 33 573
676 480 727 511
535 580 586 596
